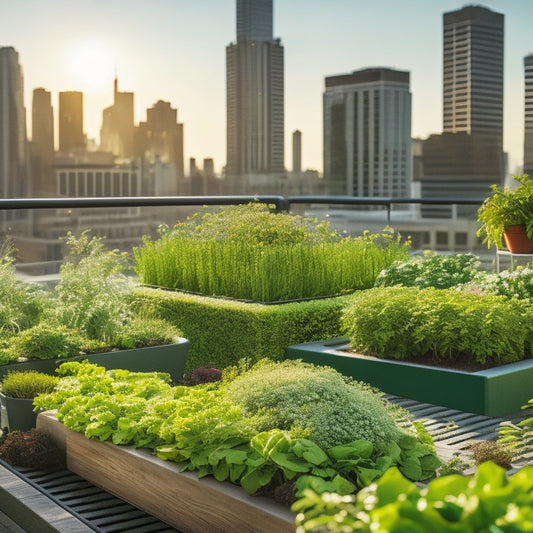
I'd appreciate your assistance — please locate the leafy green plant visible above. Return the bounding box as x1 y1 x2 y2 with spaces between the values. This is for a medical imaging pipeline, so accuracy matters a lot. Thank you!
375 251 480 289
341 286 533 365
1 370 58 398
293 462 533 533
35 360 440 499
464 266 533 300
498 399 533 461
134 204 409 302
477 173 533 249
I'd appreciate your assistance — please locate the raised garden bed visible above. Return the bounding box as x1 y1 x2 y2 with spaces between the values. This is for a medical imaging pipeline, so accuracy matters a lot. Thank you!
0 338 190 383
38 413 296 533
286 338 533 417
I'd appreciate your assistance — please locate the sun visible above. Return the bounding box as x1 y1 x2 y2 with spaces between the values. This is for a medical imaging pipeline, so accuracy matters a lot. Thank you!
66 40 115 94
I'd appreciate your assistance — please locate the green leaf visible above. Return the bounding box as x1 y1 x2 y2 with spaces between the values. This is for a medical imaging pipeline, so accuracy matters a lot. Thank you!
399 457 422 481
270 451 311 475
240 464 277 494
292 439 330 465
328 439 373 460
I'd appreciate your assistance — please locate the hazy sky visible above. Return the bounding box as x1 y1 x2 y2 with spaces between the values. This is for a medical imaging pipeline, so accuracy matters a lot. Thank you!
1 0 532 175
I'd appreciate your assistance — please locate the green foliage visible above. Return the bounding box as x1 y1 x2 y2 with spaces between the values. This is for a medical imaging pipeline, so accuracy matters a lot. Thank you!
7 323 84 361
132 287 350 371
0 241 49 337
1 370 59 398
35 361 440 499
342 286 533 365
477 173 533 249
134 204 409 302
112 316 180 350
224 359 402 450
375 251 480 289
51 231 133 342
293 462 533 532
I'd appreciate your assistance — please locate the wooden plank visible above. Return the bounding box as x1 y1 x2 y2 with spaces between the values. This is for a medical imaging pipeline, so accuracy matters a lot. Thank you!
59 422 295 533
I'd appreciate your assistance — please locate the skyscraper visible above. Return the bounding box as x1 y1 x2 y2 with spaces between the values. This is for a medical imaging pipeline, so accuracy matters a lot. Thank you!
292 130 302 175
524 54 533 177
100 78 134 159
31 87 55 196
0 47 27 199
226 0 284 178
323 68 412 197
443 5 504 146
59 91 85 152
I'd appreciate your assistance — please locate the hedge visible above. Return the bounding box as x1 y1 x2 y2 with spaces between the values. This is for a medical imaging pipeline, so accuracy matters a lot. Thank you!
133 287 351 371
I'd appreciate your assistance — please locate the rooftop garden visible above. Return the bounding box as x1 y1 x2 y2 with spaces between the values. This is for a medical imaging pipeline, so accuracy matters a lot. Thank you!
1 200 533 532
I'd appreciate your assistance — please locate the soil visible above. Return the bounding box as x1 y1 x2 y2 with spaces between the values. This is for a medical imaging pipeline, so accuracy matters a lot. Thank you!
344 349 505 373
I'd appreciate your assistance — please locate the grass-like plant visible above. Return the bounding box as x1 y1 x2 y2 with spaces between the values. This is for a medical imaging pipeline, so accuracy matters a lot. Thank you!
1 370 59 398
341 286 533 365
134 204 409 302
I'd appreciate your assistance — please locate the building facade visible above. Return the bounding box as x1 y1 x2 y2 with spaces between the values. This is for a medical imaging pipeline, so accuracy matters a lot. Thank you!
323 68 412 197
292 130 302 175
443 5 504 144
0 47 27 200
525 54 533 177
31 87 55 196
226 0 284 178
59 91 85 152
100 78 135 160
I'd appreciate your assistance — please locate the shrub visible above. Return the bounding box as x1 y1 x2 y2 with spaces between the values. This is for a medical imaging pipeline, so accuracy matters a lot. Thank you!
464 266 533 300
0 429 64 468
469 440 513 470
1 370 59 398
224 359 403 450
0 241 49 336
51 231 133 342
375 251 480 289
187 366 223 385
7 323 83 361
132 287 350 371
134 204 409 302
112 316 181 350
341 286 533 365
498 398 533 461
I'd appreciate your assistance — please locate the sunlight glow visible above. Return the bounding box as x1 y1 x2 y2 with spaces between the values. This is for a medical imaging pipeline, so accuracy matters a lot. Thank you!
65 40 115 94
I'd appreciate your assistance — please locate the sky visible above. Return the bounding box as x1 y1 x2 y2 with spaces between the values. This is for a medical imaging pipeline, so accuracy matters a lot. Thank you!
1 0 532 175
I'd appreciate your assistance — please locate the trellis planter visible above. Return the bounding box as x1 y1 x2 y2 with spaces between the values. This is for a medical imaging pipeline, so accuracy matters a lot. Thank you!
38 413 296 533
287 338 533 417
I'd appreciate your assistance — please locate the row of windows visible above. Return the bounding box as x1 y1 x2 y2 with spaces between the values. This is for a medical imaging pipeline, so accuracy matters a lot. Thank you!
57 171 139 197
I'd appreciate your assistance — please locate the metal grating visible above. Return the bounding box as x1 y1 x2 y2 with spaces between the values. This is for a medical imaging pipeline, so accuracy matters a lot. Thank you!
7 463 180 533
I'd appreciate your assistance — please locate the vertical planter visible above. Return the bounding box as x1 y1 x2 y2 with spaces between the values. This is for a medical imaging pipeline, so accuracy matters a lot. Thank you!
0 393 37 432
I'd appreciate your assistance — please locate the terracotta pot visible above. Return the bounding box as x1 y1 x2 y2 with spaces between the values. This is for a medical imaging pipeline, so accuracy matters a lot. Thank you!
503 225 533 254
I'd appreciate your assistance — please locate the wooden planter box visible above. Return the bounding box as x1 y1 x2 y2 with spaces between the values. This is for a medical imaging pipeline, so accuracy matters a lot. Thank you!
0 338 190 383
38 413 295 533
287 338 533 417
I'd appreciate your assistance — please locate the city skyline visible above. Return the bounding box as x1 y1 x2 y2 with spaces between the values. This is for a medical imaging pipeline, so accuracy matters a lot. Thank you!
0 0 532 176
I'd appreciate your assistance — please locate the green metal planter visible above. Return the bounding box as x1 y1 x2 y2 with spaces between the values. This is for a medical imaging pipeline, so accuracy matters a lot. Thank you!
0 338 190 383
0 393 37 432
287 338 533 417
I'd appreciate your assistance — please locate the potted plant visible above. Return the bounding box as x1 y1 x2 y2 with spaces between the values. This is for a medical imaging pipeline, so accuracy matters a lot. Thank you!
477 174 533 253
0 370 58 432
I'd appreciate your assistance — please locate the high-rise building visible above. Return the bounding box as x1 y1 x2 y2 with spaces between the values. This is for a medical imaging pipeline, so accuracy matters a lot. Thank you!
31 87 55 196
323 68 412 197
100 78 134 159
59 91 85 152
0 47 27 199
292 130 302 175
525 54 533 177
226 0 285 178
135 100 184 193
443 5 504 144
